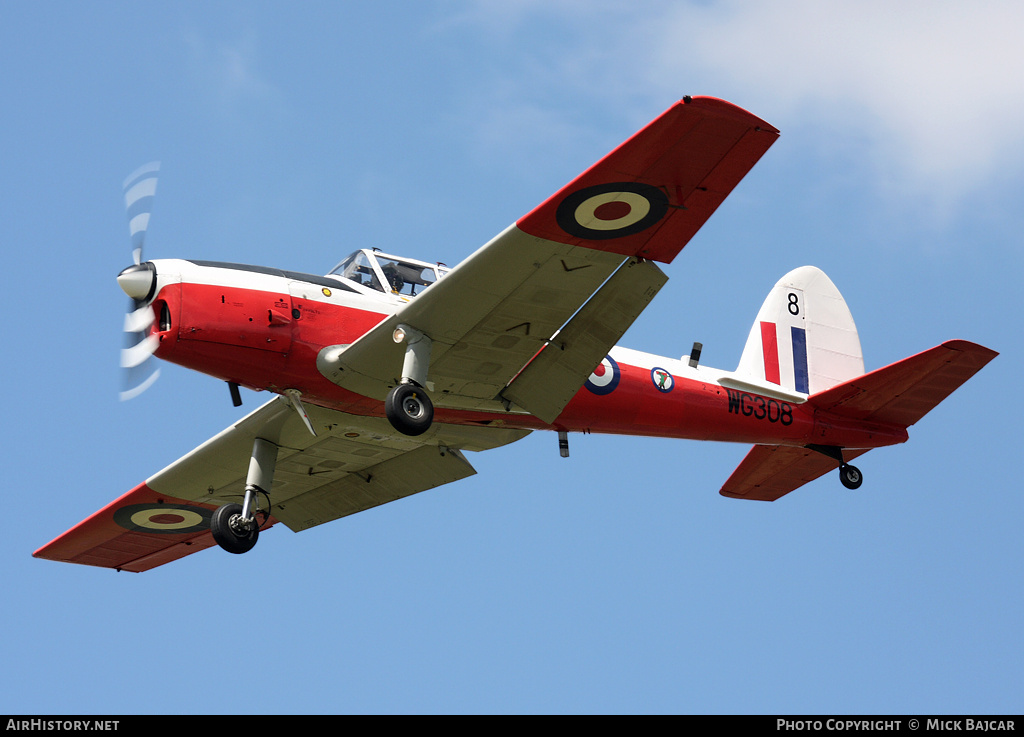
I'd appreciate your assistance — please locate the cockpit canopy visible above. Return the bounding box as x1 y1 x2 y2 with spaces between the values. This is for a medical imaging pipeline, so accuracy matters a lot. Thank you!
329 249 449 299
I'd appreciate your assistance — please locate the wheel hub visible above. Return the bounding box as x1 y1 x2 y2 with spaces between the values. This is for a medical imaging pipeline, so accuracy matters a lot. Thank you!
403 395 424 418
228 513 255 536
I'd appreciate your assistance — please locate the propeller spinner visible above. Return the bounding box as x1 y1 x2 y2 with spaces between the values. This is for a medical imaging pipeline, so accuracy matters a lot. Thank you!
119 162 161 400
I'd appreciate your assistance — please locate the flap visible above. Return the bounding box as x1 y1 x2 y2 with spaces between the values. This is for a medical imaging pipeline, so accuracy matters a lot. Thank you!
272 445 477 532
501 257 668 423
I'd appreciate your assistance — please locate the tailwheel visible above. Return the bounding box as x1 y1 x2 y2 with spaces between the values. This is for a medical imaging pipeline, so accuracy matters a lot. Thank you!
210 503 260 554
839 464 863 490
385 383 434 436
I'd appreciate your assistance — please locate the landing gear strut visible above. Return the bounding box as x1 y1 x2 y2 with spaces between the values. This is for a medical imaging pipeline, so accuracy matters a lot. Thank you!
211 437 278 555
385 323 434 436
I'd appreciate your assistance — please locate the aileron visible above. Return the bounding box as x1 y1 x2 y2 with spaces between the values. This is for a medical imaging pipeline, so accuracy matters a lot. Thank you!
502 257 668 422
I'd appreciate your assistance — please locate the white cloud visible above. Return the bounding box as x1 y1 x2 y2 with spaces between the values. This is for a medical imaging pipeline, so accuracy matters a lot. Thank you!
455 0 1024 210
652 1 1024 203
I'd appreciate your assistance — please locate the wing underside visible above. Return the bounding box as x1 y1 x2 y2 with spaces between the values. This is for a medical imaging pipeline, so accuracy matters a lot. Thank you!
34 397 530 571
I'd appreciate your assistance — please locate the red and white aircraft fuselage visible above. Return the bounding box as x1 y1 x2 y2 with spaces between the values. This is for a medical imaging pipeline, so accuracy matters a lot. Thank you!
135 255 908 452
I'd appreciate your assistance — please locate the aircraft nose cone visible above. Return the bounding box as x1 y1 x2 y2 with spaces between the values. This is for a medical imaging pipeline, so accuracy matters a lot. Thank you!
117 262 157 301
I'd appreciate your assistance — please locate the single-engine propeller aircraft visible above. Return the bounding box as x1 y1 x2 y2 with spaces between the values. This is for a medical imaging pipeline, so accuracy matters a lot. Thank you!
35 96 996 572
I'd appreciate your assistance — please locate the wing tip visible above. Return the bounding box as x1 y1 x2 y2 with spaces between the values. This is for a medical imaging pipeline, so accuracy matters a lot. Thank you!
680 95 781 134
940 339 999 362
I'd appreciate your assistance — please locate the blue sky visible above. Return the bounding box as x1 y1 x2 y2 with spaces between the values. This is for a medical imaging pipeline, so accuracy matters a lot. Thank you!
3 1 1021 715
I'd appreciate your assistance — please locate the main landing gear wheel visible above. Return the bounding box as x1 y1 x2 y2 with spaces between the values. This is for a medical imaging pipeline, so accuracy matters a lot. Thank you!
839 464 863 490
210 503 260 554
385 383 434 436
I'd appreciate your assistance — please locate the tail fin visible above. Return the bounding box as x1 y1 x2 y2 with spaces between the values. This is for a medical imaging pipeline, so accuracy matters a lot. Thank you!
733 266 864 396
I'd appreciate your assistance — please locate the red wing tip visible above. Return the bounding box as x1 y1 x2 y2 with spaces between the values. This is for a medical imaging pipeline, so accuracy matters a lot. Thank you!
941 339 999 359
681 95 780 134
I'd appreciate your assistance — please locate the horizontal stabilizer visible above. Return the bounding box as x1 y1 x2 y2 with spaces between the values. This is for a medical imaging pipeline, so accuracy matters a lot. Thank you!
809 340 997 427
721 340 996 502
720 445 869 501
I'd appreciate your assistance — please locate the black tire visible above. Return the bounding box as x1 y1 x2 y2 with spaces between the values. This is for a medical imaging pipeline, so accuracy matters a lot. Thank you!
210 503 259 554
385 383 434 436
839 464 863 490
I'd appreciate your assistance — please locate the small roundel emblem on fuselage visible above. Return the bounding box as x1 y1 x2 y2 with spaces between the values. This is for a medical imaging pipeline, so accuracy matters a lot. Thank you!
651 367 674 393
585 355 621 395
556 182 669 240
113 503 212 534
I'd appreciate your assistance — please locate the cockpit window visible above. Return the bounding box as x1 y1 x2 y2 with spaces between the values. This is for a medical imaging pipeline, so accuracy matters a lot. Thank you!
376 257 436 296
329 250 447 298
331 251 381 290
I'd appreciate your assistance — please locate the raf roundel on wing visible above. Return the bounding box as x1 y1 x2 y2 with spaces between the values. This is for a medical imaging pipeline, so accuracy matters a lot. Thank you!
555 182 669 240
113 503 213 534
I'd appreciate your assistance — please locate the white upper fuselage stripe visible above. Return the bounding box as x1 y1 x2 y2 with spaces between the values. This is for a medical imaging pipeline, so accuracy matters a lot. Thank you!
152 259 403 313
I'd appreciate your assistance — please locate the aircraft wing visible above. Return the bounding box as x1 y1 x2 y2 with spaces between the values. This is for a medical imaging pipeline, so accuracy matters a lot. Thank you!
34 397 530 572
325 97 779 421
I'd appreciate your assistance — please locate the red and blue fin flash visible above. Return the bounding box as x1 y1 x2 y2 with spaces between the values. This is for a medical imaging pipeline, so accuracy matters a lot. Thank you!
734 267 863 396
